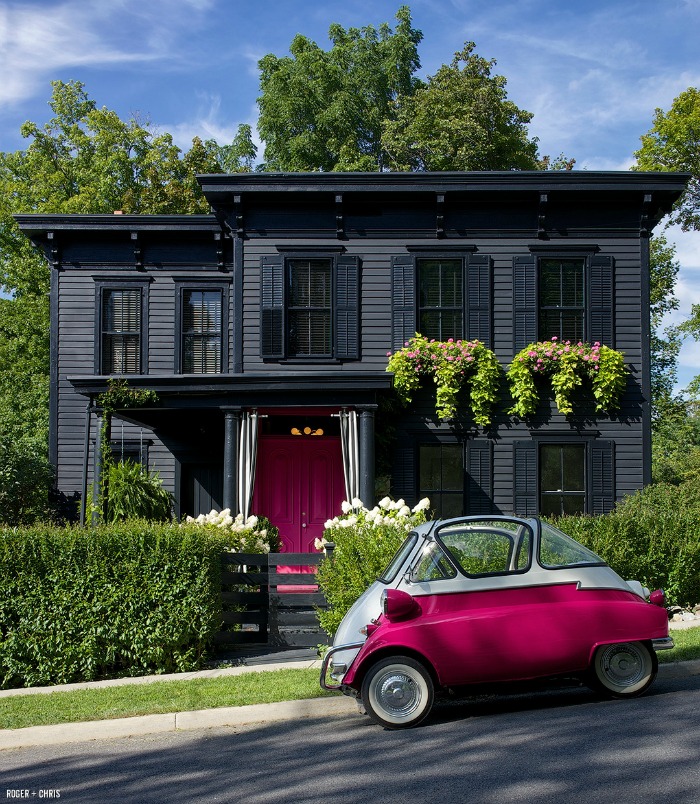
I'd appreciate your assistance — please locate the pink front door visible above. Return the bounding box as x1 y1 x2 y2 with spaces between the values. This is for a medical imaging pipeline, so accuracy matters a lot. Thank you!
252 435 346 553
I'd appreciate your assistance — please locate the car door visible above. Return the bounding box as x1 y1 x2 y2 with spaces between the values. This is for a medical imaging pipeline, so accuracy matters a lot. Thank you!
399 519 582 686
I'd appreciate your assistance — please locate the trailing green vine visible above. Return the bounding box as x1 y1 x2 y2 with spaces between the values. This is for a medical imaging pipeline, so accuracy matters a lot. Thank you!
507 338 627 418
386 334 500 425
91 379 164 522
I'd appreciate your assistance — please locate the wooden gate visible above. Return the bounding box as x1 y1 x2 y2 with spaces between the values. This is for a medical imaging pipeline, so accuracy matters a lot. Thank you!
217 552 329 648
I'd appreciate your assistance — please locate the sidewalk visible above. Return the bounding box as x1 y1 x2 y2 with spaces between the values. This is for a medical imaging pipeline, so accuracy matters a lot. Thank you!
2 630 699 751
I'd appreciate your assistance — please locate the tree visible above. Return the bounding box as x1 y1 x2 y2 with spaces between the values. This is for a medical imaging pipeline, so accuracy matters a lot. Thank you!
381 43 541 171
634 87 700 231
0 80 227 522
648 233 682 418
257 6 423 171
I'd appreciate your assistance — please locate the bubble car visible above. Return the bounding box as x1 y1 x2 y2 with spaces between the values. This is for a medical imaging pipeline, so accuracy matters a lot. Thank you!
320 516 672 729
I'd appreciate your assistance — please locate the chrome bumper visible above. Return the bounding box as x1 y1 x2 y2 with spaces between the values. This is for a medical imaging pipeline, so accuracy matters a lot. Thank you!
319 642 365 691
652 637 675 651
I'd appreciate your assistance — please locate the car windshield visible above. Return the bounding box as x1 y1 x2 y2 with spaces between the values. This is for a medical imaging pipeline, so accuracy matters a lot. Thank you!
539 522 606 568
378 533 418 583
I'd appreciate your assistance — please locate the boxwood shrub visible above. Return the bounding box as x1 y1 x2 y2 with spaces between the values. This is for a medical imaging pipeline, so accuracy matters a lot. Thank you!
0 521 230 689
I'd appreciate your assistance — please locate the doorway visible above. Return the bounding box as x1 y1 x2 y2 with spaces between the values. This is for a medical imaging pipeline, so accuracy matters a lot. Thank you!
252 434 345 554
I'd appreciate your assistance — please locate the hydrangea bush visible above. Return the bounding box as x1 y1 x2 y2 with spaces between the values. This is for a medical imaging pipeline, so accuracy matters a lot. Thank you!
386 334 500 424
315 496 431 636
183 509 280 554
507 338 627 418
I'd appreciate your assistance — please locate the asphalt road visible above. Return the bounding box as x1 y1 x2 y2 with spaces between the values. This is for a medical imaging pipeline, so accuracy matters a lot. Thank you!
2 672 699 804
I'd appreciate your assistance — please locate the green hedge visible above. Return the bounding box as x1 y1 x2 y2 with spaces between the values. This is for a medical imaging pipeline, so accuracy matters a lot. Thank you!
0 522 230 689
552 482 700 608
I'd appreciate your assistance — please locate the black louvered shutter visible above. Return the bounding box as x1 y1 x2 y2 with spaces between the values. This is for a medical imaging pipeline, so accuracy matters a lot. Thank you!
513 255 538 351
590 440 615 514
335 255 360 359
513 440 538 516
391 255 416 351
261 255 285 359
466 440 493 514
392 445 416 506
465 255 492 347
588 255 614 347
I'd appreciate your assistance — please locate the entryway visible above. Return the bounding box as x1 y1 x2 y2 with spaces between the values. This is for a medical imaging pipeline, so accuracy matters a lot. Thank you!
252 433 345 553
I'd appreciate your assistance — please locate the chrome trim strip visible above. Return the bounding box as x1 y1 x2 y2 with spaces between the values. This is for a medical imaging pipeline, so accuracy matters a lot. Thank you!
319 642 365 691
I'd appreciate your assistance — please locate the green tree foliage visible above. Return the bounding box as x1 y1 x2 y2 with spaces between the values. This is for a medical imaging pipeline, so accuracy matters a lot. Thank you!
382 43 541 171
257 6 423 171
648 234 681 417
0 80 227 522
634 86 700 231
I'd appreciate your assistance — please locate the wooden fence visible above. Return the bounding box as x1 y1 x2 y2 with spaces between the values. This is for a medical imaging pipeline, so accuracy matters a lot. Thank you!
216 552 329 649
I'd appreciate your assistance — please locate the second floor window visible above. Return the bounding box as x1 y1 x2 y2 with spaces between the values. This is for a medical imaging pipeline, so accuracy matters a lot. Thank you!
182 289 223 373
418 259 463 341
288 259 332 357
101 288 141 374
539 258 585 342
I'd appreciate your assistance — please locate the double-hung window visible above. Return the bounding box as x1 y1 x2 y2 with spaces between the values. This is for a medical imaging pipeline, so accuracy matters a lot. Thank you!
539 444 586 516
391 250 492 352
261 251 359 360
419 443 464 518
288 259 332 357
513 438 615 517
513 250 614 351
98 285 146 374
418 259 463 341
181 289 224 373
538 258 585 342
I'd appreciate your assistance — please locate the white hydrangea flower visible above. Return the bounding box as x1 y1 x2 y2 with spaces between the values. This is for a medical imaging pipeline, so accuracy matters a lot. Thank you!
398 505 411 517
351 497 364 509
341 500 352 514
378 496 391 509
412 497 431 513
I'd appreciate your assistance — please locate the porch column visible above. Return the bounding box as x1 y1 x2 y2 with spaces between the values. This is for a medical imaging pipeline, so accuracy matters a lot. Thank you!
91 409 110 526
358 406 376 508
223 409 241 514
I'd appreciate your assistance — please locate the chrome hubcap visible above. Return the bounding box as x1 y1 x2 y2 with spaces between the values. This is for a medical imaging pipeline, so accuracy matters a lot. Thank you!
375 671 421 717
602 645 645 687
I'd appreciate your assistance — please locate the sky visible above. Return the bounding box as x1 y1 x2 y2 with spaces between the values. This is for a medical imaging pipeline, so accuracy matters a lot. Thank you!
1 0 699 388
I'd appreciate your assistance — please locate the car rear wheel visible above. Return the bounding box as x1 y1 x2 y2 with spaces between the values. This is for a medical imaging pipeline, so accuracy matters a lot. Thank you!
361 656 434 729
589 641 658 698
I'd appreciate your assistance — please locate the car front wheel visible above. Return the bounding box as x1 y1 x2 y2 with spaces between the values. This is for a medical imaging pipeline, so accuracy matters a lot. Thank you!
589 641 658 698
361 656 434 729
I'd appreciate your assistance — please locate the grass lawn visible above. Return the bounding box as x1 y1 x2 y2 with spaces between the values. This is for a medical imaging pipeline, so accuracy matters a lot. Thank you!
0 669 332 731
1 627 698 731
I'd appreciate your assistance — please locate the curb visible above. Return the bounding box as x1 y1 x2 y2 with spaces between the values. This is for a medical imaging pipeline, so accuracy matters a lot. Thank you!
0 696 357 750
1 659 698 750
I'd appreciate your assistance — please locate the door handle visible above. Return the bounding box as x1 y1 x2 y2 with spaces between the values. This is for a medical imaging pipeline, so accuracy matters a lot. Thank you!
302 523 307 528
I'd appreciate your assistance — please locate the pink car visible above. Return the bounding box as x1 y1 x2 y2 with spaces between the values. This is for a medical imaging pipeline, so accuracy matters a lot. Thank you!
320 516 672 729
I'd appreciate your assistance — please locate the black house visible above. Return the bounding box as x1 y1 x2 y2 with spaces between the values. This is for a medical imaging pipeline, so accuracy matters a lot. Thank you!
16 171 687 553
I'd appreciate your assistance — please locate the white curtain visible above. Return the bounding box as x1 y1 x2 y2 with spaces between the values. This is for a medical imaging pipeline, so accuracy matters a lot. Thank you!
237 410 259 520
339 408 360 504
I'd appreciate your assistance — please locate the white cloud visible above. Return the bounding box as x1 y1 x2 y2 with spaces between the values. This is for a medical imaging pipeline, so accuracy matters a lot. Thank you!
0 0 211 108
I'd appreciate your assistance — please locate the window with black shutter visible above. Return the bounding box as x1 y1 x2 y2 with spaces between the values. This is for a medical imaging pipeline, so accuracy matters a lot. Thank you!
513 251 614 351
260 253 359 360
391 252 492 350
182 289 223 373
101 288 142 374
512 438 615 517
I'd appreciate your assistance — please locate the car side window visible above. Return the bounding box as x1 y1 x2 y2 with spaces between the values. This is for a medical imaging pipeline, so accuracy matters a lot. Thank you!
409 542 457 583
437 522 532 577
